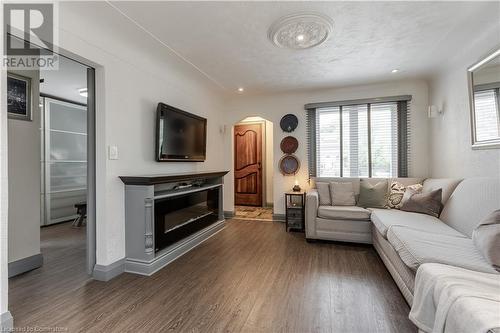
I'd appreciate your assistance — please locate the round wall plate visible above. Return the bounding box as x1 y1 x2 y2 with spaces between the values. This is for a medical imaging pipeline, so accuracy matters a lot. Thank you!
280 114 298 132
279 155 300 175
268 13 334 50
280 136 299 154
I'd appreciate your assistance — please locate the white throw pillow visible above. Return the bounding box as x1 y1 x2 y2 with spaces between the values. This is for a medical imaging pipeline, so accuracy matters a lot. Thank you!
316 182 331 206
387 181 423 209
330 182 356 206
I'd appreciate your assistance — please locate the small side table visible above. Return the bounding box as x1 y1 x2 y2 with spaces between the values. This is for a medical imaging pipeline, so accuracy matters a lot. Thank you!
285 191 305 232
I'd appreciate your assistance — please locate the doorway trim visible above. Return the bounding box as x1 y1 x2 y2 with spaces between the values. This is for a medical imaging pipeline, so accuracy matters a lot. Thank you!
232 117 274 208
86 67 96 275
5 31 99 277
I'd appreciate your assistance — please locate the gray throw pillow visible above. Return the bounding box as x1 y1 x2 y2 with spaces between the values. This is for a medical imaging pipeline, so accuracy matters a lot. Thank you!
330 182 356 206
357 179 388 208
400 188 443 217
472 209 500 271
316 182 331 206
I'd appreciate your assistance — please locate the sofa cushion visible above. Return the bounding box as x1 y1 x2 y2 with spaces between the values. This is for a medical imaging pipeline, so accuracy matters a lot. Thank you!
472 209 500 271
387 226 497 274
318 205 371 220
440 177 500 237
330 182 356 206
422 178 462 205
400 188 443 217
358 179 388 208
313 177 424 195
370 208 466 239
316 182 331 206
386 181 422 209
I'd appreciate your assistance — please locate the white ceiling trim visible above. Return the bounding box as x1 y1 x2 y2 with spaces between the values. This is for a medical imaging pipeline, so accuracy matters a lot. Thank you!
105 1 227 90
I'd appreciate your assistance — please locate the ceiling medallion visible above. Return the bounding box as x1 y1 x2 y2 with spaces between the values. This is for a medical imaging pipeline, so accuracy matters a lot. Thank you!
268 13 333 50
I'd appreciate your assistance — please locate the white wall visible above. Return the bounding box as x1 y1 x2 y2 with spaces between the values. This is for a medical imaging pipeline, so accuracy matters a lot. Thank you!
7 70 41 263
223 79 430 214
428 25 500 178
55 2 227 266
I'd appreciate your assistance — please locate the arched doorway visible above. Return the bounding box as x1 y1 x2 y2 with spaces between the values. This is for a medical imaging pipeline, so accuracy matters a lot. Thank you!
232 116 274 221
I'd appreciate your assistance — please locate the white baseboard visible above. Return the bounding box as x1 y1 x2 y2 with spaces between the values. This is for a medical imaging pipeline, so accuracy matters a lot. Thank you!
0 311 13 331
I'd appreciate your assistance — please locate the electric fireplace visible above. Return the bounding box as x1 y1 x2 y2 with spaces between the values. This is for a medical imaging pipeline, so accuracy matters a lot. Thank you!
120 171 228 276
154 187 220 252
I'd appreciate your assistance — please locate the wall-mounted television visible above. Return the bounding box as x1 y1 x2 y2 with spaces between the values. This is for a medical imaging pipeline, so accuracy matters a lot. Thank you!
155 103 207 162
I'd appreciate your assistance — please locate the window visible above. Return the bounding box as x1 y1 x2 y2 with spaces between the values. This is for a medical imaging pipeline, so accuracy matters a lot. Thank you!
306 96 410 178
473 88 500 142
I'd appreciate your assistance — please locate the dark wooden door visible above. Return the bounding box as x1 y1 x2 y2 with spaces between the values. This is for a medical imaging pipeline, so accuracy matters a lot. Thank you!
234 123 262 206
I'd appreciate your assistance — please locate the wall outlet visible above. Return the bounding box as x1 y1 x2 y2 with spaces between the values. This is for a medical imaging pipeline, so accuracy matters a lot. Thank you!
108 145 119 160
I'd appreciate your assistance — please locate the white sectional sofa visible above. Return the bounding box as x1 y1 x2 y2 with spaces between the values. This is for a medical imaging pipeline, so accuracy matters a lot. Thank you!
305 177 500 305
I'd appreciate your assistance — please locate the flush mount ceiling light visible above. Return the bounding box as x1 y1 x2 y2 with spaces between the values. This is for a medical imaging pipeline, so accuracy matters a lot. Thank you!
268 13 333 50
237 87 244 92
391 69 399 73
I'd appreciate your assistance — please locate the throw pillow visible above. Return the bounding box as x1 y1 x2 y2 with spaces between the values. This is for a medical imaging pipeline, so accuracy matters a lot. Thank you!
386 182 423 209
357 179 388 208
329 182 356 206
472 209 500 271
401 184 423 205
316 182 331 206
400 188 443 217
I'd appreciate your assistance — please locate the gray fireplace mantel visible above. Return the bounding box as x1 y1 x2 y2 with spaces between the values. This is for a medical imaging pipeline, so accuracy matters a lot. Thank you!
120 171 228 276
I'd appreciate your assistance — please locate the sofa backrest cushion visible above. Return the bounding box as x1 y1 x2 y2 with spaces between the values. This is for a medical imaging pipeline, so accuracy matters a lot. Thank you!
472 209 500 271
312 177 424 195
316 182 331 205
422 178 462 205
440 178 500 237
330 182 356 206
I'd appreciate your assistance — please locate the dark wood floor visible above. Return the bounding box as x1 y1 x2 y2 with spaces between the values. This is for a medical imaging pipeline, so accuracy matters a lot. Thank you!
9 220 415 333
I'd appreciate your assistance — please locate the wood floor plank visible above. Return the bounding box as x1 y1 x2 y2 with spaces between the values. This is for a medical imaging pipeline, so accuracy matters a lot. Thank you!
9 220 416 332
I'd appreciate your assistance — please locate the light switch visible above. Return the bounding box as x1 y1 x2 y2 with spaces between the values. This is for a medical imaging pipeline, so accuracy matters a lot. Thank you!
108 145 119 160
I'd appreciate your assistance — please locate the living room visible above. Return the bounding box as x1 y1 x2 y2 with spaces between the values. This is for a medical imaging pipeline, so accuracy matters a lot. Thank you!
1 1 499 332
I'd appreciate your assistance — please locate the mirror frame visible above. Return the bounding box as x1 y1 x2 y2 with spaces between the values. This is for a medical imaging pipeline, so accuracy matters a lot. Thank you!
467 47 500 149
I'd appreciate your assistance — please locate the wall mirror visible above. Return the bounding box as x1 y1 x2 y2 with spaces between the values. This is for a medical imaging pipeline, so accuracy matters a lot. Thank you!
468 48 500 149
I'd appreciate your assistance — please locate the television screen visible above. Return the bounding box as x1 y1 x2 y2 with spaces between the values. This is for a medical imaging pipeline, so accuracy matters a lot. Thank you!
156 103 207 161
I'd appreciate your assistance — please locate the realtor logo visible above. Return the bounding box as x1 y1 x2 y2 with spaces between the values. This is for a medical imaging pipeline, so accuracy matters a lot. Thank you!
3 2 59 70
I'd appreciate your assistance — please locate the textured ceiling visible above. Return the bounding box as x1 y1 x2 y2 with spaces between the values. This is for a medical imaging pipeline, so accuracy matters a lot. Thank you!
109 1 500 94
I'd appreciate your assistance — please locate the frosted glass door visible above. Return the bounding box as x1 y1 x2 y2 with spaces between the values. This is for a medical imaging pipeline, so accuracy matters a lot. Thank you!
42 97 87 225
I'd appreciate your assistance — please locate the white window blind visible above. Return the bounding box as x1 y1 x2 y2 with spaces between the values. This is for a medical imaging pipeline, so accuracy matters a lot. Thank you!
317 107 341 177
474 89 500 142
370 103 398 177
306 96 410 178
342 104 368 177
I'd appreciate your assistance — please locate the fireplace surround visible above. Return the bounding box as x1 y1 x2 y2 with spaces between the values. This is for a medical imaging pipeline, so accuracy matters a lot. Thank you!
120 171 228 275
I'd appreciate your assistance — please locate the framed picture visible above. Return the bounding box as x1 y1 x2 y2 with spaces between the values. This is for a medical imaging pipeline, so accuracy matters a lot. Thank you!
7 73 32 121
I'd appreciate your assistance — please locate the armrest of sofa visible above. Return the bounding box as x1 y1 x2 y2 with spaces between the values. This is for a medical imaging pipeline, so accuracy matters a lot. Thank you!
305 189 319 238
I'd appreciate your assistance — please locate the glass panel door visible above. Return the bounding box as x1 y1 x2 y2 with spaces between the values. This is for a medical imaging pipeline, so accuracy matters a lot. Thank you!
41 97 87 225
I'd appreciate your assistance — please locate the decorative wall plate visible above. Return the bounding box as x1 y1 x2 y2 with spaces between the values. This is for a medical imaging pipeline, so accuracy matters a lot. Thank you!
280 114 298 132
279 155 300 175
280 136 299 154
